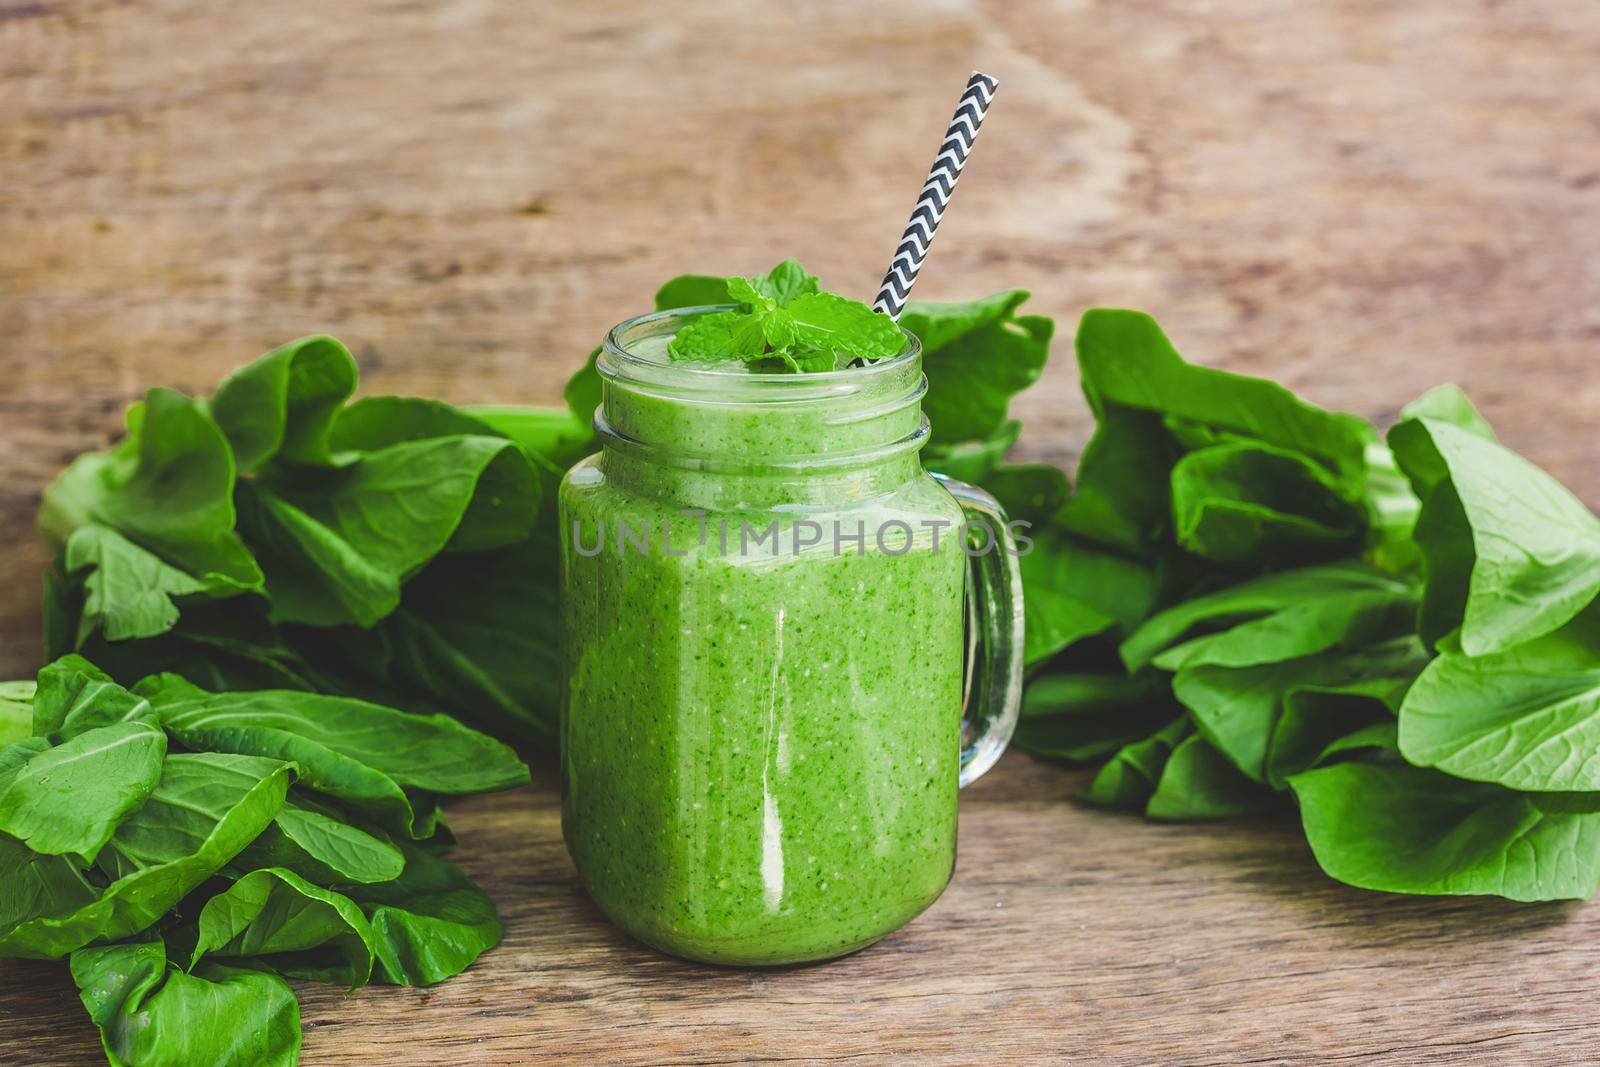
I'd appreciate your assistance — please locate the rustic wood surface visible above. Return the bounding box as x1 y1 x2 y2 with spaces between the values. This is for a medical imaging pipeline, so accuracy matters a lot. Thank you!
2 0 1598 1063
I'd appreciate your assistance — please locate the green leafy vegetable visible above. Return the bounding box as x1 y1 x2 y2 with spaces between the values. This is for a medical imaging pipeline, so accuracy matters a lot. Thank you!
1291 761 1600 901
210 335 358 473
1390 416 1600 654
1 752 293 959
1264 677 1410 789
190 866 376 985
1074 309 1376 488
374 542 562 743
39 388 263 631
1168 441 1366 566
1146 734 1279 820
0 681 33 746
899 291 1051 458
137 674 527 837
1019 529 1157 666
345 842 502 986
31 655 155 740
1082 716 1191 810
66 526 209 645
72 939 301 1067
234 802 405 886
1 650 525 1065
1174 638 1429 783
1398 621 1600 793
1015 671 1176 762
1120 560 1417 672
0 720 166 863
39 336 567 742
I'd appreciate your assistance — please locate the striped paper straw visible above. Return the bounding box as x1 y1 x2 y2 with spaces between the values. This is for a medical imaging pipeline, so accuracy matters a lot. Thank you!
873 71 999 320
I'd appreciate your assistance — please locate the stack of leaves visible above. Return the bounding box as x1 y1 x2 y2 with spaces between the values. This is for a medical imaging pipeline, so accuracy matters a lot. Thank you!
1010 309 1600 902
0 654 528 1064
38 262 1049 754
37 335 593 744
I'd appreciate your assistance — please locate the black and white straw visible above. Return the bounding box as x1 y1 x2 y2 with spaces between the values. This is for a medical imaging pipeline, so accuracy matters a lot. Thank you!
872 70 999 321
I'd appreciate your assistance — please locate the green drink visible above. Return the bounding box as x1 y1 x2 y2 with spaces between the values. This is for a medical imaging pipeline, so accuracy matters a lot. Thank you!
559 305 1022 966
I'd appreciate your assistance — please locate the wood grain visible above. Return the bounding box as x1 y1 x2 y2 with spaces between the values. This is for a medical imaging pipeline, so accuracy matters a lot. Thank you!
2 0 1599 1063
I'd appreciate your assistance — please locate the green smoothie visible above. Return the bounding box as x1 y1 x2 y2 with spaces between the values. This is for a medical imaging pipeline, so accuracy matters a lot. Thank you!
559 311 969 965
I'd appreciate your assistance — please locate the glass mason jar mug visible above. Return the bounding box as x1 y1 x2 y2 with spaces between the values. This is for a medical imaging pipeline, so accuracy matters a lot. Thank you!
559 307 1024 966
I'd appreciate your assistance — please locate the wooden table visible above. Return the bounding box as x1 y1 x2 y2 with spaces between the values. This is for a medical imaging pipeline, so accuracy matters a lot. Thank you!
2 1 1598 1062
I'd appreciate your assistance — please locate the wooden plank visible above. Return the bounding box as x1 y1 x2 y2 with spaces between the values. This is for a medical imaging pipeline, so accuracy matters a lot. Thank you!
2 0 1599 1062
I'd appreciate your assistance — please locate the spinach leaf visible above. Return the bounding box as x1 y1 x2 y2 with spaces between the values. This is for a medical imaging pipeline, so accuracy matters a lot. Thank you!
1389 416 1600 654
1290 762 1600 901
1058 406 1183 556
377 542 562 741
237 432 539 628
1145 734 1280 820
234 801 405 886
345 842 502 986
563 347 603 427
898 291 1051 446
0 835 98 934
1264 677 1411 789
0 736 49 777
654 274 732 311
66 526 209 644
1400 382 1496 441
71 939 301 1067
31 656 155 740
136 675 527 836
1174 638 1430 783
1020 528 1158 666
0 753 292 959
0 681 32 746
0 721 166 864
327 395 504 453
1015 671 1178 762
1074 309 1376 489
1120 560 1416 672
1168 441 1366 566
1398 621 1600 793
463 404 597 471
923 420 1020 484
982 462 1071 529
73 601 343 698
211 335 358 472
190 866 375 986
1082 716 1191 810
39 388 262 597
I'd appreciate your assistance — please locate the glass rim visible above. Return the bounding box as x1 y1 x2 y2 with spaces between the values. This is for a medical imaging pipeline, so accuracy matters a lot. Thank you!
600 304 923 394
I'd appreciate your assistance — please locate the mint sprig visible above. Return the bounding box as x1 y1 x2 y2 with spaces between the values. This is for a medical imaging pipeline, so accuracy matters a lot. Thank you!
667 259 904 372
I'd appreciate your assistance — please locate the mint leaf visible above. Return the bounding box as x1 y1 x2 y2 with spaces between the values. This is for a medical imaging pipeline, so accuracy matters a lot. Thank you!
757 258 819 306
666 311 768 363
783 350 841 374
725 275 773 312
662 261 902 371
786 292 903 361
761 307 797 349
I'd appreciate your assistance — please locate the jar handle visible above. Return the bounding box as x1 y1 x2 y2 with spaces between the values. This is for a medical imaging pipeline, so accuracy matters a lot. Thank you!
933 473 1025 788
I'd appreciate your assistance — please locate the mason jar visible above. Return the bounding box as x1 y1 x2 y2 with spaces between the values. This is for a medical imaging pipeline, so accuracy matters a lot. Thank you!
559 306 1023 966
